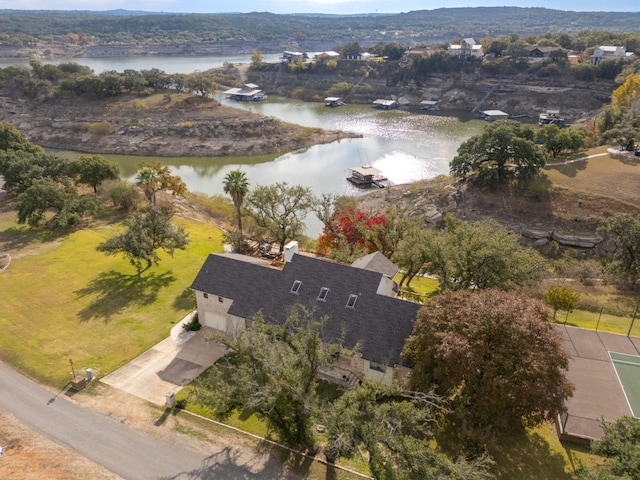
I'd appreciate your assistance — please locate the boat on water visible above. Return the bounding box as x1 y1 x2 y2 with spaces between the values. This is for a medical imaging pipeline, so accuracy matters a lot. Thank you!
347 166 387 188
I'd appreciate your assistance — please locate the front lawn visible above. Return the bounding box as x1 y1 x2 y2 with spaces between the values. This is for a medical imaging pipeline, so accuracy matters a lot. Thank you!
0 215 223 387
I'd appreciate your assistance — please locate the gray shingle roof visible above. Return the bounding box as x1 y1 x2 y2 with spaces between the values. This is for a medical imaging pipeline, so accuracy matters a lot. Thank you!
190 253 420 367
351 251 399 278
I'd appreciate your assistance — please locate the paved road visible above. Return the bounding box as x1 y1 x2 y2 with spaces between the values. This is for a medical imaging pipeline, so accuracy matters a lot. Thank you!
0 361 298 480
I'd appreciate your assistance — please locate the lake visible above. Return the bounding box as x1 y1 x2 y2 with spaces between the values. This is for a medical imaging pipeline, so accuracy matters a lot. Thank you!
1 54 486 235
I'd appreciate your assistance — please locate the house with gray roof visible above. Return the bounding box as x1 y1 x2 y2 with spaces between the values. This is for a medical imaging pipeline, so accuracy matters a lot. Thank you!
190 242 421 385
592 45 636 65
448 38 484 59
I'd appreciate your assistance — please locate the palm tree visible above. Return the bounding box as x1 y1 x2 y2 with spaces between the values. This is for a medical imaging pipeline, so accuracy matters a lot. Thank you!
223 169 249 234
136 165 160 205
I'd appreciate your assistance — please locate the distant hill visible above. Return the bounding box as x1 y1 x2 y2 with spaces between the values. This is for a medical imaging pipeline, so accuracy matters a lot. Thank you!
0 7 639 48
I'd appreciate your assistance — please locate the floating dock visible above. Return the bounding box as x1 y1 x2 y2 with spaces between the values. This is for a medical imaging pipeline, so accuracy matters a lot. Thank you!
347 166 387 188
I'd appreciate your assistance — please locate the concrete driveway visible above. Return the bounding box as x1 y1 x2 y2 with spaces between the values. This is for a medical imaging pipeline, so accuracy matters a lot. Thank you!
102 313 226 405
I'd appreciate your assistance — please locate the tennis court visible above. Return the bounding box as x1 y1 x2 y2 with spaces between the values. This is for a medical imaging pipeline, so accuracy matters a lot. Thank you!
556 325 640 442
610 352 640 418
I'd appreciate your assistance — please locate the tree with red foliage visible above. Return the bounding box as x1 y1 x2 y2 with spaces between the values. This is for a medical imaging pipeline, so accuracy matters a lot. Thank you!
316 206 388 261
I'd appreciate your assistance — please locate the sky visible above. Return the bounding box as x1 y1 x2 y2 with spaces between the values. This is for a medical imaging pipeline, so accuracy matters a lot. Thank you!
0 0 638 14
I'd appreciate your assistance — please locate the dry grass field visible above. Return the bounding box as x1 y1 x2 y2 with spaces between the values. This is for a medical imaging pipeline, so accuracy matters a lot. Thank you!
545 149 640 207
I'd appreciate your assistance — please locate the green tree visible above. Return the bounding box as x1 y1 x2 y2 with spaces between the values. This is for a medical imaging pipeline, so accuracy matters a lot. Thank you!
245 182 314 252
423 216 546 291
324 382 495 480
185 72 216 99
0 122 43 153
222 169 249 235
577 416 640 480
544 286 581 319
0 150 69 195
403 289 574 443
340 41 363 59
598 213 640 286
394 228 433 288
69 154 120 193
370 42 406 60
135 161 186 206
600 108 640 151
192 306 333 449
450 120 546 186
97 207 189 273
16 177 97 229
538 124 585 158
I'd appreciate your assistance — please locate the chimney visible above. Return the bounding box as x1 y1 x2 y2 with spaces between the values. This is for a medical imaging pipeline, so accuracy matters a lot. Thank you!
284 241 299 263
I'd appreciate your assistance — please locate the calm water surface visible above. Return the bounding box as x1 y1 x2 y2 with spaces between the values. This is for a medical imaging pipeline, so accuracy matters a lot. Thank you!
1 54 485 234
0 53 282 73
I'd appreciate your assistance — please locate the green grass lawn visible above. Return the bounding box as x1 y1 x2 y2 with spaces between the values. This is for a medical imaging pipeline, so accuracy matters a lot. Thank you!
0 215 223 388
554 308 640 336
394 274 440 301
488 423 601 480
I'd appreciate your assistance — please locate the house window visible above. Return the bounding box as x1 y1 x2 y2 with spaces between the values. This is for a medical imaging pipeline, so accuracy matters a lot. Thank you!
369 361 386 373
346 294 358 309
291 280 303 294
203 293 209 299
317 287 329 302
218 296 223 303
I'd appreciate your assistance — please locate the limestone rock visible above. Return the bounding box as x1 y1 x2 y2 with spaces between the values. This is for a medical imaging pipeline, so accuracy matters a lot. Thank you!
551 232 603 248
522 228 551 240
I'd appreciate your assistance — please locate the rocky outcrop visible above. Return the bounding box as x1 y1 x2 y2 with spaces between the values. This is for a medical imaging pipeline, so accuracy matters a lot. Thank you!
356 178 637 253
550 232 603 249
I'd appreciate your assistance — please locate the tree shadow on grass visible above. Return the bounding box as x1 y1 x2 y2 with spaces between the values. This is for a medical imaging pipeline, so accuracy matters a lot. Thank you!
173 286 196 312
75 270 176 323
546 159 588 178
0 224 65 252
487 428 575 480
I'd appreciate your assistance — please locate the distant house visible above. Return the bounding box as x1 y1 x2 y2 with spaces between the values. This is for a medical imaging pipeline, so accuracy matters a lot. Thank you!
314 50 340 62
222 83 266 102
449 38 484 59
480 110 509 122
345 51 376 61
403 47 438 58
528 46 560 59
190 243 421 386
592 46 636 65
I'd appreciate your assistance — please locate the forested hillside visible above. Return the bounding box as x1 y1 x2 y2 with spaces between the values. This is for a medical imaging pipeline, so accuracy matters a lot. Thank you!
1 7 640 51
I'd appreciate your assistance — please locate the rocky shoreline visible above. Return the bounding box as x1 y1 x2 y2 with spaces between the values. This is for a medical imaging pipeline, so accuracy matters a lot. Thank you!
0 91 358 158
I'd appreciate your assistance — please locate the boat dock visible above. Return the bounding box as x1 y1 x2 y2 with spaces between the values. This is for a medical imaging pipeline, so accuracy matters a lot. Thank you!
347 166 387 188
324 96 345 107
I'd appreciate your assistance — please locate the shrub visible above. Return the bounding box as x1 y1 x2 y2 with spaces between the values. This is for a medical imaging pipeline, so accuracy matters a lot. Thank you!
182 313 201 332
107 180 140 211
